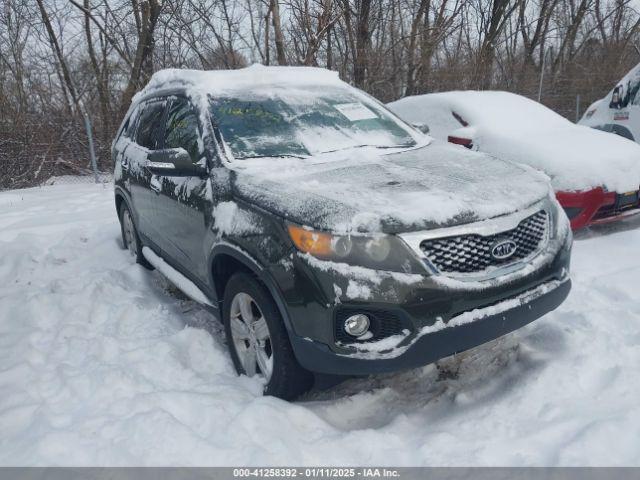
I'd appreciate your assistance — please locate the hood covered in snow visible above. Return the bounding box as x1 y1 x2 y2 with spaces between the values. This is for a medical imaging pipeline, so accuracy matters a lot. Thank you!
389 91 640 193
229 142 550 234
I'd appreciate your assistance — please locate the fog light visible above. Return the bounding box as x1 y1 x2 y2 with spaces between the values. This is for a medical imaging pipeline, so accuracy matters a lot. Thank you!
344 314 370 337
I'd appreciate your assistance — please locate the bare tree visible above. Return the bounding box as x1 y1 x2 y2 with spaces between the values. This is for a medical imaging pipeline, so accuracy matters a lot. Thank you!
353 0 372 87
5 0 640 190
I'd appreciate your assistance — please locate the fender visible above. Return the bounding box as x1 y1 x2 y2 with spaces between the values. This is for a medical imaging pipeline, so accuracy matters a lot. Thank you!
114 185 147 239
208 242 296 333
114 185 134 220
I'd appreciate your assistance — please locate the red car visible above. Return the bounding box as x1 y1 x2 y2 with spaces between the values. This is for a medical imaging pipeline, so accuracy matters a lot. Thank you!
389 91 640 230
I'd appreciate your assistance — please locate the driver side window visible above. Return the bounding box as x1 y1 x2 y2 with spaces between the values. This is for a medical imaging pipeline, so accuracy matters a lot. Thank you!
165 97 201 164
136 100 166 149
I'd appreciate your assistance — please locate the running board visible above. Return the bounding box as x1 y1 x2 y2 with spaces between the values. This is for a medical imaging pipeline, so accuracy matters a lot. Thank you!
142 246 215 307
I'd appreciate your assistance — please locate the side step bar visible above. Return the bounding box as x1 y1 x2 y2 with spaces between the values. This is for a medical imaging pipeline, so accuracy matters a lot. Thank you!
142 246 215 307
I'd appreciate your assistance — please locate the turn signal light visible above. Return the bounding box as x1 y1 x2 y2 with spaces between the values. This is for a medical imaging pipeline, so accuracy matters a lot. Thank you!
287 225 333 256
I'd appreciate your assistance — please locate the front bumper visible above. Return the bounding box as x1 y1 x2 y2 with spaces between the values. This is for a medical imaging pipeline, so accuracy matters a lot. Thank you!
270 216 572 376
289 277 571 375
557 188 640 230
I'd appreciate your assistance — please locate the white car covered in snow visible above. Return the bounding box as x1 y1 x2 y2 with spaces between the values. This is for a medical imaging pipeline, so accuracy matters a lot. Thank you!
389 91 640 230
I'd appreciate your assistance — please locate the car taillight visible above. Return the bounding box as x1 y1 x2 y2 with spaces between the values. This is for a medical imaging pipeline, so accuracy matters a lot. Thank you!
448 136 473 149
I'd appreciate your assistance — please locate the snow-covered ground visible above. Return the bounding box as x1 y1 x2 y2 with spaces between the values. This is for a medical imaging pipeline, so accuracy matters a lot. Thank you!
1 182 639 466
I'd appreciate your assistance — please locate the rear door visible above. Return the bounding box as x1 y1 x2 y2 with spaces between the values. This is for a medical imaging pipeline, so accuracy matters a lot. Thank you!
112 105 139 174
125 99 168 240
152 95 213 283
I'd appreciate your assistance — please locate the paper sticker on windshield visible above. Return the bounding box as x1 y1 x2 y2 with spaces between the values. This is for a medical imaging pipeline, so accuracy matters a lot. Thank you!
334 103 378 121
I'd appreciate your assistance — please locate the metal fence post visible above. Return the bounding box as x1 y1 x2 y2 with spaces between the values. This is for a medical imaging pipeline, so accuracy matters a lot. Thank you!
576 94 581 123
537 56 546 103
538 46 553 103
83 111 99 183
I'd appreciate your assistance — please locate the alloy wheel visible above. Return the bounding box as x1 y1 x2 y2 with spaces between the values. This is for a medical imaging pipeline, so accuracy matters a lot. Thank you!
122 210 137 257
229 292 274 381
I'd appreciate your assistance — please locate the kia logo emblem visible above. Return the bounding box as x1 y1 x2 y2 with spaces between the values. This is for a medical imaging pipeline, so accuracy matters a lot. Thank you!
491 239 517 260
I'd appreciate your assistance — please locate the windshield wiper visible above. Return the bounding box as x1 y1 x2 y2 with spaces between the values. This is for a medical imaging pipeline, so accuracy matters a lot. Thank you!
320 143 416 154
238 154 310 160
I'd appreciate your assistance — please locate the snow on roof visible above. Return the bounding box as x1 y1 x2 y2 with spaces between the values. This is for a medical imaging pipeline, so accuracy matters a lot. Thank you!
134 64 345 101
389 91 640 193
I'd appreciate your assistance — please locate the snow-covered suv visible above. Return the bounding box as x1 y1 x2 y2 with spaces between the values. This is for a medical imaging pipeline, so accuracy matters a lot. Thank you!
113 65 573 399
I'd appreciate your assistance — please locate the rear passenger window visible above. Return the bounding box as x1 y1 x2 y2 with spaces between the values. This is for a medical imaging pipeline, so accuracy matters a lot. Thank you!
124 107 140 138
136 100 166 149
119 106 139 140
164 98 201 163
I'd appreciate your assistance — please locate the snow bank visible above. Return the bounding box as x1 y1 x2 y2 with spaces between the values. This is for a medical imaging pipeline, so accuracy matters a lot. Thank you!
2 182 640 466
389 91 640 193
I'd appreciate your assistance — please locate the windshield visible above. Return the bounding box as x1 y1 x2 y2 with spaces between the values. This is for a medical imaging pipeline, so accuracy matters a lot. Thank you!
209 86 418 159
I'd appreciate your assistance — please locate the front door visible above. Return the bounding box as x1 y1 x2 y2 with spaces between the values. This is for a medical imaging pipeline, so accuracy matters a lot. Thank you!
126 99 168 240
153 96 213 283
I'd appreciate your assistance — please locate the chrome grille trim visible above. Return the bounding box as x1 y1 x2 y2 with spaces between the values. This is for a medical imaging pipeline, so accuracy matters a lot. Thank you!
399 200 551 281
420 211 548 274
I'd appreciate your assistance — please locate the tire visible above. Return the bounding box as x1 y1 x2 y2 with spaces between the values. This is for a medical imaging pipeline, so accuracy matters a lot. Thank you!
119 202 154 270
223 272 313 400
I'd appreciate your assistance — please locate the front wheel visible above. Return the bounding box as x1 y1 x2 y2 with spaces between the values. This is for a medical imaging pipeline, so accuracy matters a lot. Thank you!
223 272 313 400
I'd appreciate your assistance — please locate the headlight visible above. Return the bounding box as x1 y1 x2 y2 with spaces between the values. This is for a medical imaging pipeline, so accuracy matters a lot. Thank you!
287 224 426 274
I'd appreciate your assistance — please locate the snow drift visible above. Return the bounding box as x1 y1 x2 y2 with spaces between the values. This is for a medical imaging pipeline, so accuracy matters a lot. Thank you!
1 183 640 466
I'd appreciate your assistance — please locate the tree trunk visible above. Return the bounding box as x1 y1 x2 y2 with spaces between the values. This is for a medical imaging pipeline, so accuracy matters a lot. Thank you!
473 0 516 89
354 0 372 88
405 0 430 95
35 0 80 115
84 0 111 141
120 0 162 115
270 0 287 65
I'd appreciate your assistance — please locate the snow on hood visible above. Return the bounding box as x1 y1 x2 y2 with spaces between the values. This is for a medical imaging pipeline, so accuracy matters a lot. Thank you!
389 91 640 193
229 142 550 234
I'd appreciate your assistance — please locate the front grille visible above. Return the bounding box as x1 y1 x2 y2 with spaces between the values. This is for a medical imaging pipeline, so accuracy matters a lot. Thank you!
419 211 548 275
334 308 406 344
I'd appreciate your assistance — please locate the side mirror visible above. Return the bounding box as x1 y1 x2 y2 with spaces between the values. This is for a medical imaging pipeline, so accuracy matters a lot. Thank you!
412 122 430 134
146 148 207 178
